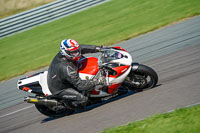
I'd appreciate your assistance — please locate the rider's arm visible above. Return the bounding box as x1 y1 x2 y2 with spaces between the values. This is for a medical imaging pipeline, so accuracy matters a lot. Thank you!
62 63 95 91
80 44 102 54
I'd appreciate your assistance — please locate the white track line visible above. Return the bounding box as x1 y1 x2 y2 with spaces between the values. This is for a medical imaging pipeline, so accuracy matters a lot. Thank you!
0 105 34 118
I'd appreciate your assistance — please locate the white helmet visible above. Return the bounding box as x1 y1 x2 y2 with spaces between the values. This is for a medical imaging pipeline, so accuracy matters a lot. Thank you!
60 39 81 61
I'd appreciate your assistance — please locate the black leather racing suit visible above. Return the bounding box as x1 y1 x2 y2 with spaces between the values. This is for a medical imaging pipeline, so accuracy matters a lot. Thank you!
47 44 100 104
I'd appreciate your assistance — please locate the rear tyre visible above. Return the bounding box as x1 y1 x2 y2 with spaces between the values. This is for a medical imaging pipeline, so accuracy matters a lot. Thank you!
123 64 158 91
35 104 74 118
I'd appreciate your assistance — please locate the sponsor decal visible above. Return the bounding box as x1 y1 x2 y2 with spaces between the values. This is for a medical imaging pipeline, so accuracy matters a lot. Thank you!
22 87 31 92
121 68 128 73
52 75 57 79
101 93 118 101
62 95 77 99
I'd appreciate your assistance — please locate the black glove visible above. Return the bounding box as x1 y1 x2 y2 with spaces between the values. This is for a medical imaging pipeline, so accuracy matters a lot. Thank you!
93 75 106 86
96 46 109 52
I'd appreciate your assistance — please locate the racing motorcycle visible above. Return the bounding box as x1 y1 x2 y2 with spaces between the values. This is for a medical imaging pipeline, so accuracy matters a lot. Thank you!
17 46 158 117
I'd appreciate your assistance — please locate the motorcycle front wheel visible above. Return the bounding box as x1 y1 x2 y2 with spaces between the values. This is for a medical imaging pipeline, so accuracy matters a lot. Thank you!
123 64 158 91
35 104 74 118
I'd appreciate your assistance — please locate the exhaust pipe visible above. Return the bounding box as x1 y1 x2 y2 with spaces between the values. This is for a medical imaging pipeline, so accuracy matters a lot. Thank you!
24 96 58 106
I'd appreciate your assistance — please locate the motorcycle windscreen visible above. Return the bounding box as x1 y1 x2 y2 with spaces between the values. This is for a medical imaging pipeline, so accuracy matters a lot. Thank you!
78 57 99 80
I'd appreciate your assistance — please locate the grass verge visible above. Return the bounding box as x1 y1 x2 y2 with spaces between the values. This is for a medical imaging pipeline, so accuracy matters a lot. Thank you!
0 0 56 19
0 0 200 81
102 105 200 133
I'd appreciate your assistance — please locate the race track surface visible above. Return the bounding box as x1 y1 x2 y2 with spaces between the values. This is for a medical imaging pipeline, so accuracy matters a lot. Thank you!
0 16 200 133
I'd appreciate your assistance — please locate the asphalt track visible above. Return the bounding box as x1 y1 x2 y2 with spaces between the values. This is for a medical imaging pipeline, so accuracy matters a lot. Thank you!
0 16 200 133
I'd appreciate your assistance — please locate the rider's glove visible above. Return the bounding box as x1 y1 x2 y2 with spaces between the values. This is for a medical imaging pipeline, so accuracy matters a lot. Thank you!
93 76 106 86
96 46 108 52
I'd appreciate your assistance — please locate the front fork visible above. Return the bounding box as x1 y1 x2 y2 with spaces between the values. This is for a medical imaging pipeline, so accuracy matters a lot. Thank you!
123 62 142 88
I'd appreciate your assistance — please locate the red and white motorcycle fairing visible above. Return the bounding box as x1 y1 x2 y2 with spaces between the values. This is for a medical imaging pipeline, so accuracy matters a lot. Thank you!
78 48 133 97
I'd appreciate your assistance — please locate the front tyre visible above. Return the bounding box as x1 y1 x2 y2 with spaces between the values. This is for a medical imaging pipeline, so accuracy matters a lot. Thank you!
35 104 74 118
123 64 158 91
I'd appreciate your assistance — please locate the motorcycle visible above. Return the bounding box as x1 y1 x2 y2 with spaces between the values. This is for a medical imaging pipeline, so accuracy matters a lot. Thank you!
17 46 158 117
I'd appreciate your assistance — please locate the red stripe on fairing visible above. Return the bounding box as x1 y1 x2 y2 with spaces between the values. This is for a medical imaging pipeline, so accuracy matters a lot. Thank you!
109 65 130 78
113 46 127 52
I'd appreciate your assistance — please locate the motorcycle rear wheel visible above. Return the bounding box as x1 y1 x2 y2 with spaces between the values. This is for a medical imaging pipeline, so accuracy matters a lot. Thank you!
35 104 74 118
123 64 158 91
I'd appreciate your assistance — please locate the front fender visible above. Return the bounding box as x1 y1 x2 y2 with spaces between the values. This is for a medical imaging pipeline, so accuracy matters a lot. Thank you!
131 62 140 71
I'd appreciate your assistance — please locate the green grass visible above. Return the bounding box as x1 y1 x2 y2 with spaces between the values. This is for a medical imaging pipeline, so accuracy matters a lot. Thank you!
102 105 200 133
0 0 56 19
0 0 200 81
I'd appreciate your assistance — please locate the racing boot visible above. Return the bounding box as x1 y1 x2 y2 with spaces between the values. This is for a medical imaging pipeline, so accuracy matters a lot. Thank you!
71 96 88 110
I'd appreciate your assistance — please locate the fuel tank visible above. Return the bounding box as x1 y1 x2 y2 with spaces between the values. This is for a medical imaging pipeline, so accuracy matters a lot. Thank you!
78 57 99 80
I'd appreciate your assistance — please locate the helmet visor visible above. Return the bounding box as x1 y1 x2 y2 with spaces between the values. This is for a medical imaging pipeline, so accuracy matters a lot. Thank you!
65 49 81 58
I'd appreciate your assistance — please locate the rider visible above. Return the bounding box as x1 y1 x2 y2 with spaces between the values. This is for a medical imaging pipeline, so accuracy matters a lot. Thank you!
47 39 105 107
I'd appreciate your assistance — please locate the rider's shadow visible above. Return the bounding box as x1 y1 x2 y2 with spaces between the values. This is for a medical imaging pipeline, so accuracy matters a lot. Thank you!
84 91 135 112
83 84 160 112
41 91 135 123
79 84 162 113
41 84 162 123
